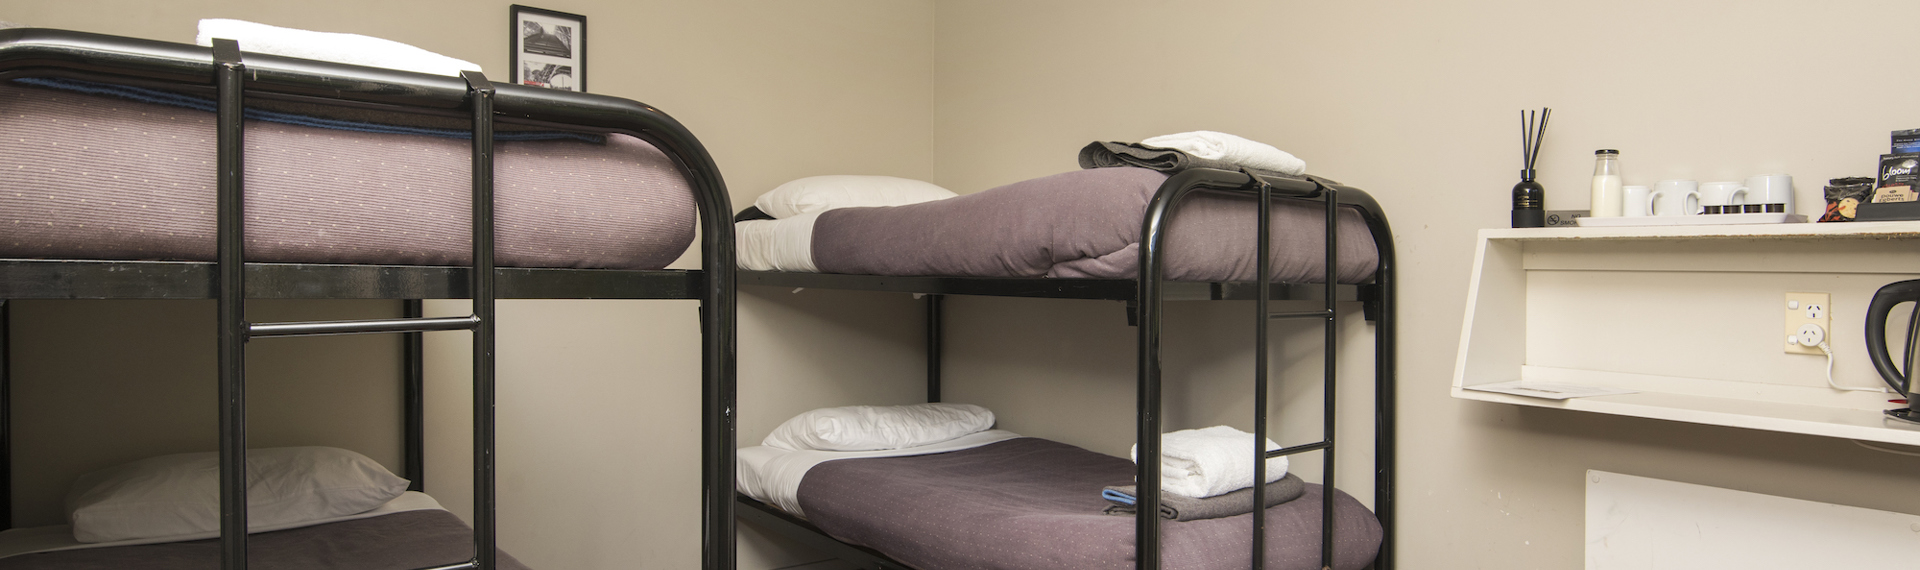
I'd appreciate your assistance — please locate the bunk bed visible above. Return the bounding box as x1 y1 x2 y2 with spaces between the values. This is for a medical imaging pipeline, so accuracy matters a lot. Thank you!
0 28 738 569
732 166 1397 570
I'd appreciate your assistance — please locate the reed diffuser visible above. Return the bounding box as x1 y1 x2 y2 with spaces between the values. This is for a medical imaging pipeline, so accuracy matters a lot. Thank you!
1512 107 1550 228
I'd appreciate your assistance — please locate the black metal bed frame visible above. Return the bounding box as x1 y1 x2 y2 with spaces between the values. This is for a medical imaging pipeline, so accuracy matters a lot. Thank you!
733 168 1396 570
0 29 739 570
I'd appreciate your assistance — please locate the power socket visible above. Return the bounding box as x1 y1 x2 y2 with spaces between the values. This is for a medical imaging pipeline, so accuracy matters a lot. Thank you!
1783 292 1831 355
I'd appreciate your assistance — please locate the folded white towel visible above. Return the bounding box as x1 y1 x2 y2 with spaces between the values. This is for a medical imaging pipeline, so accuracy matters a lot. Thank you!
195 19 481 77
1131 425 1288 499
1140 131 1306 175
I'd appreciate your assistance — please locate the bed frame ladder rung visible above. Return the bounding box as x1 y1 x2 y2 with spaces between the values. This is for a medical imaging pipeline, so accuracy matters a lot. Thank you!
248 315 481 337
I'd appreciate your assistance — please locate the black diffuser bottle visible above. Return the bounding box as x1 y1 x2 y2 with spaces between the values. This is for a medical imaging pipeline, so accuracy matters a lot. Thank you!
1511 107 1550 228
1512 172 1544 228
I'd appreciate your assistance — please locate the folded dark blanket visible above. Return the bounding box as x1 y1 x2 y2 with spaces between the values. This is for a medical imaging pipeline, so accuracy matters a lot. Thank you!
1103 473 1306 521
1079 141 1291 178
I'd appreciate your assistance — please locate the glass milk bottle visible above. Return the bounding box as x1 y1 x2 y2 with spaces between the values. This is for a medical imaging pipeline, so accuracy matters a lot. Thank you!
1590 149 1623 217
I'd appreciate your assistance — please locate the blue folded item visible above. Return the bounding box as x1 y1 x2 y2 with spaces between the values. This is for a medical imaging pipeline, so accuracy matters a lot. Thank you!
1100 474 1307 521
12 77 602 143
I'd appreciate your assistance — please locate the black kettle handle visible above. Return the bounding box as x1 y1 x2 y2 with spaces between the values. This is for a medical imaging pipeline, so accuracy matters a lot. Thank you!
1866 279 1920 396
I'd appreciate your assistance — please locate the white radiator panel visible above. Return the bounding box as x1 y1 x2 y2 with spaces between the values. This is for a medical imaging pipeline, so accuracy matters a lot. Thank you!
1586 470 1920 569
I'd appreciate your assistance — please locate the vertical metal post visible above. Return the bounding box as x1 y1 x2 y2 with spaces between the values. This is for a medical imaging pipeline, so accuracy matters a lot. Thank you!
460 70 498 570
1252 181 1271 569
210 38 249 570
0 299 9 531
1320 186 1340 570
404 299 425 492
696 152 739 570
1371 216 1397 570
1137 181 1198 570
927 294 943 403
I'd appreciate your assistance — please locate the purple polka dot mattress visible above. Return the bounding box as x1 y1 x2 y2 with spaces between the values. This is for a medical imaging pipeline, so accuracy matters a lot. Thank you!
0 80 695 270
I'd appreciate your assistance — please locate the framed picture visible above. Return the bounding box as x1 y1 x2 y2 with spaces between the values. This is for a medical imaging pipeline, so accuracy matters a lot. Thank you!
510 5 585 92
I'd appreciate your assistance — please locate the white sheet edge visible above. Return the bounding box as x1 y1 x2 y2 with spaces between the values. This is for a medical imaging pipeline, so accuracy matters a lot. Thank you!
737 429 1023 517
0 491 445 560
736 213 820 272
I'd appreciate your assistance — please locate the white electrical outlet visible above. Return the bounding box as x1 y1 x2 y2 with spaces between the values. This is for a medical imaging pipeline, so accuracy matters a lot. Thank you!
1784 292 1831 355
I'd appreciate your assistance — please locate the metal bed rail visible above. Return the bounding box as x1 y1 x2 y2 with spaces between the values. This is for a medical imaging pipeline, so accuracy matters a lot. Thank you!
908 169 1392 569
735 167 1395 570
1133 168 1396 570
0 28 739 570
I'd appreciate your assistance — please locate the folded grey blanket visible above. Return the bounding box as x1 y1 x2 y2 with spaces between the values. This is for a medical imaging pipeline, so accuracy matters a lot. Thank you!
1079 141 1291 178
1104 473 1307 521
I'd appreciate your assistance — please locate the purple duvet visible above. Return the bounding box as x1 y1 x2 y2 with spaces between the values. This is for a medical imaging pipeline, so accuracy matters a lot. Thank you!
0 510 529 570
811 168 1379 283
798 437 1381 570
0 82 694 269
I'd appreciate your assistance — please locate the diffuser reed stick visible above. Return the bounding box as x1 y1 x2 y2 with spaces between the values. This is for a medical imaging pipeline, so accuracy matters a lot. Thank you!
1512 107 1551 227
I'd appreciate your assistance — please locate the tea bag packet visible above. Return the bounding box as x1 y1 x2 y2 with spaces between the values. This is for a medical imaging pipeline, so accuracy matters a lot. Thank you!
1820 177 1874 222
1872 154 1920 205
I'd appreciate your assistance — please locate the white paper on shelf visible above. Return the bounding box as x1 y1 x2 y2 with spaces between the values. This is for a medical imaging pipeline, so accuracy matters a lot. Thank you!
1463 380 1637 400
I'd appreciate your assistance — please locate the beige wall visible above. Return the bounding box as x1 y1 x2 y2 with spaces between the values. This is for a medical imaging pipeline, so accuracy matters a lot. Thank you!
933 1 1920 568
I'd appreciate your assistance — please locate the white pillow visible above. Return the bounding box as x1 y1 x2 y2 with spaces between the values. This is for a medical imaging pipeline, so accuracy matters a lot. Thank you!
762 403 995 452
66 446 408 543
753 175 957 219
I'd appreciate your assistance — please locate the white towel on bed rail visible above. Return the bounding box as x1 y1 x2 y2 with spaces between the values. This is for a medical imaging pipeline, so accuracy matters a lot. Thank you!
195 19 482 77
1140 131 1306 175
1131 425 1288 499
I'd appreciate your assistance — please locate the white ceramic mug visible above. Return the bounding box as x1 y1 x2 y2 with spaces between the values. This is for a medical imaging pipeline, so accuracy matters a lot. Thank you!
1700 181 1749 209
1745 174 1794 214
1622 185 1653 217
1650 179 1700 216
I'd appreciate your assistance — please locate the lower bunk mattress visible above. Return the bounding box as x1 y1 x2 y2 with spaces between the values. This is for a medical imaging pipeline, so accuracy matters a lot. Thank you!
0 492 527 570
741 435 1381 570
738 167 1381 283
0 79 696 270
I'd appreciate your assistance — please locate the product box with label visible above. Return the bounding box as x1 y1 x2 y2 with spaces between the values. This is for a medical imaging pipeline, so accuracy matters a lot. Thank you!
1895 129 1920 154
1856 153 1920 221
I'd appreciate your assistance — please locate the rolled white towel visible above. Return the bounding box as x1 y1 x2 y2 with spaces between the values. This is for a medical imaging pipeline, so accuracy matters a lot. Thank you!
196 19 481 77
1140 131 1306 175
1131 425 1288 499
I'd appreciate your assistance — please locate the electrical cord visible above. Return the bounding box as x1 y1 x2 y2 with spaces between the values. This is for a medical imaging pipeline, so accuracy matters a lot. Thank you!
1819 342 1888 393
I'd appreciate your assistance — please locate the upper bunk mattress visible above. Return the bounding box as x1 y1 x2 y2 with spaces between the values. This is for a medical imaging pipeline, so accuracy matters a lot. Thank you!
797 437 1381 570
0 81 695 270
741 167 1378 283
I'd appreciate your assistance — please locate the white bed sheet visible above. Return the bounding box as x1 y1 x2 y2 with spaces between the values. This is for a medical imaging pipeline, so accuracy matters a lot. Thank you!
737 429 1022 516
736 214 821 272
0 491 445 560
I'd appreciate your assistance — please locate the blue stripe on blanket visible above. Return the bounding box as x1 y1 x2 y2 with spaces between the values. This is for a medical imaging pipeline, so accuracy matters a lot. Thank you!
1101 488 1136 505
12 77 603 143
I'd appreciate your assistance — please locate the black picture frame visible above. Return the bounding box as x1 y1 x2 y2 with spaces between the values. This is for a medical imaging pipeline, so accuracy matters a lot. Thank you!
510 5 585 92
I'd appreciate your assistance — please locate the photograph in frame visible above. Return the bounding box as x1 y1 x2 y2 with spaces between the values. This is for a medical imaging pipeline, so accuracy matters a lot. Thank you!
510 5 585 92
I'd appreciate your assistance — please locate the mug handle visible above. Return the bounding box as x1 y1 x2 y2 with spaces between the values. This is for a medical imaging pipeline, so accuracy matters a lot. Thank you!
1686 190 1701 215
1732 187 1748 205
1648 190 1666 215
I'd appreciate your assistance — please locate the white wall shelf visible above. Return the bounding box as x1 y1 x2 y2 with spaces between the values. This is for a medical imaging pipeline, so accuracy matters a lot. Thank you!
1452 221 1920 446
